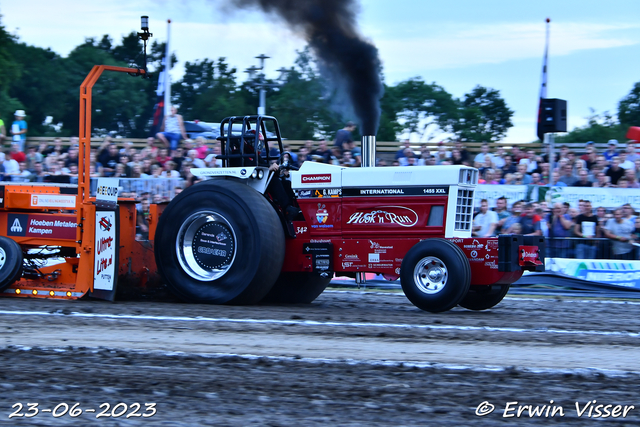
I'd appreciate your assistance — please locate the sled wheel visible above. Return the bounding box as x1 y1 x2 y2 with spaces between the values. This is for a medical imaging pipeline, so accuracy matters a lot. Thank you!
0 237 23 292
400 239 470 313
262 272 332 304
458 284 510 311
154 179 285 304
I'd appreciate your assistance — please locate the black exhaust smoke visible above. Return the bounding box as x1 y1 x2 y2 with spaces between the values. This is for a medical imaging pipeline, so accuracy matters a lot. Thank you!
228 0 383 135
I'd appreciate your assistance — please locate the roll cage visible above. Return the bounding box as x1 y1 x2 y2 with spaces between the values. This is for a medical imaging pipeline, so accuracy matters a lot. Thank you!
216 115 285 168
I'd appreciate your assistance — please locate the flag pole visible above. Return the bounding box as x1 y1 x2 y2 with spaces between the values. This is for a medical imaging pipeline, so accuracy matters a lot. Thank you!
164 19 172 117
537 18 553 185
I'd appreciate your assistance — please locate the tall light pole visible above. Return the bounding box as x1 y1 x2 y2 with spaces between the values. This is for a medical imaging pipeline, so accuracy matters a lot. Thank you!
245 54 290 115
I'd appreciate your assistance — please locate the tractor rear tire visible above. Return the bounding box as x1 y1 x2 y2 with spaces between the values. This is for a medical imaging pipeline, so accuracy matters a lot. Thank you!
400 239 471 313
0 237 23 292
154 179 285 305
458 284 510 311
262 272 332 304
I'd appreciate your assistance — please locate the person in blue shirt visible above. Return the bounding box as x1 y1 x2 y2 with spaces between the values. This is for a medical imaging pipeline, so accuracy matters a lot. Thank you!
11 110 28 152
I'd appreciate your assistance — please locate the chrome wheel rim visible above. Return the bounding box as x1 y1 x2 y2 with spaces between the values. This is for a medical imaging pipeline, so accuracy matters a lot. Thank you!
0 247 6 270
176 211 237 281
413 256 448 294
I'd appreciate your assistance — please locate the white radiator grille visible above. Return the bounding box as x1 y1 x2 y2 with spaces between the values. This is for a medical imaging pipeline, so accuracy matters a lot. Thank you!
455 188 474 231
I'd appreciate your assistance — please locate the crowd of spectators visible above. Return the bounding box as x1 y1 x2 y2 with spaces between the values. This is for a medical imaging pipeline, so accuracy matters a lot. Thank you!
473 197 640 260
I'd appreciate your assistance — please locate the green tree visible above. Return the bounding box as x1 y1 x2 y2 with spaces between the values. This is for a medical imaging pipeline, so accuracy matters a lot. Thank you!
7 42 73 136
61 40 149 137
618 82 640 127
0 16 23 125
555 110 625 145
387 78 458 141
452 85 513 142
269 47 344 140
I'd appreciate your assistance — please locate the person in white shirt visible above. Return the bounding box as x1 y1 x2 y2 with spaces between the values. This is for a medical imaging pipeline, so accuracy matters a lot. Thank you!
473 143 493 165
473 199 499 237
618 152 634 170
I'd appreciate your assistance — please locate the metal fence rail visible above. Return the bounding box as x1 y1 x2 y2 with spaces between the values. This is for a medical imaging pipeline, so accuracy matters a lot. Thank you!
546 237 638 260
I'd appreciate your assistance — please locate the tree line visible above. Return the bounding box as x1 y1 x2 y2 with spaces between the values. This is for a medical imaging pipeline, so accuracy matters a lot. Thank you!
1 16 638 143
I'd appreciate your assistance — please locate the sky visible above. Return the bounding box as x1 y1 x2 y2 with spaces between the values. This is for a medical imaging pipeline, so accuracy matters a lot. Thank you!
2 0 639 143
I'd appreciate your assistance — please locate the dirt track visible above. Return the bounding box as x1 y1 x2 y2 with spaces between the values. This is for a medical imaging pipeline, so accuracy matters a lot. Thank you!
1 290 640 425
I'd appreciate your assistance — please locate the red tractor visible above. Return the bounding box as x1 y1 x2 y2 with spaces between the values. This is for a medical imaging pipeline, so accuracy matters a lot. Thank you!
154 115 544 312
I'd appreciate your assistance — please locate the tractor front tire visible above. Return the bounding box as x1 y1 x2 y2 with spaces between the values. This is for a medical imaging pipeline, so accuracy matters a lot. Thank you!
154 179 285 305
0 237 23 292
262 272 332 304
400 239 471 313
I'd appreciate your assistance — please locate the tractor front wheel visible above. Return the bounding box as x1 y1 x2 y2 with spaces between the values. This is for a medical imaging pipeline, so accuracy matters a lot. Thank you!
400 239 471 313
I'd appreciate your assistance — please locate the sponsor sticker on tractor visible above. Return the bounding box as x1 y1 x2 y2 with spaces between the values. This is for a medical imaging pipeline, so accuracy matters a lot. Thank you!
94 211 117 291
30 195 76 208
96 178 120 203
6 213 77 239
346 206 418 227
301 174 332 184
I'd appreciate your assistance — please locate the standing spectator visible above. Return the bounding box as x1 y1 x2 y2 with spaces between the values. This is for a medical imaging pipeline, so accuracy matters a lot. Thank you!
145 137 159 158
0 114 6 146
618 152 634 170
494 196 510 232
603 208 635 259
626 142 640 163
395 140 412 160
398 147 416 166
187 149 206 168
9 143 26 163
156 106 188 151
334 121 356 152
492 146 506 169
572 169 593 187
501 155 517 175
515 163 532 184
2 152 19 178
501 200 523 233
473 143 493 165
10 110 28 152
98 143 121 177
472 199 498 237
603 140 619 162
593 171 611 188
574 200 598 259
605 157 625 185
519 150 538 173
454 141 470 165
450 149 464 165
622 203 636 225
557 163 576 186
313 140 332 164
518 203 542 236
435 142 450 164
194 136 209 159
546 202 574 257
625 170 640 188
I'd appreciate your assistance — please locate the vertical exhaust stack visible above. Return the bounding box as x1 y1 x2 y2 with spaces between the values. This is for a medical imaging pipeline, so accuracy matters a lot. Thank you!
361 136 376 168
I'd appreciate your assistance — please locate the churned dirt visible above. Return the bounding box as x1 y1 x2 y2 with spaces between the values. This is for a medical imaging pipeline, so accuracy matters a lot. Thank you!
1 290 640 426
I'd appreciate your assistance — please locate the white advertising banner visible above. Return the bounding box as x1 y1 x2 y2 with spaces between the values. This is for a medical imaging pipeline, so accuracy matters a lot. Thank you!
474 184 640 210
543 186 640 210
474 185 528 208
93 211 116 291
546 257 640 290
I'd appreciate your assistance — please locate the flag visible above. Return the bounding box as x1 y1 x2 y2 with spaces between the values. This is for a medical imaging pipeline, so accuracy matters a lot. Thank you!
150 70 165 136
536 18 550 141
